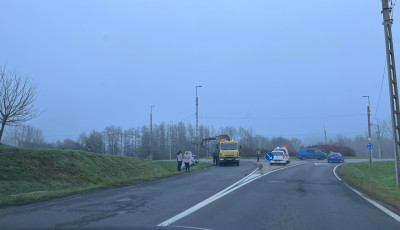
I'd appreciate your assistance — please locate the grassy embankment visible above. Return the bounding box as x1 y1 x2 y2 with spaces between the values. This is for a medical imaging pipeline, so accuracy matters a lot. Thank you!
0 145 210 206
337 161 400 210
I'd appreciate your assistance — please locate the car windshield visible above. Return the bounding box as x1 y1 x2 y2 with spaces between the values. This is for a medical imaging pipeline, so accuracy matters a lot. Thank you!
1 2 398 230
273 151 283 156
220 143 237 150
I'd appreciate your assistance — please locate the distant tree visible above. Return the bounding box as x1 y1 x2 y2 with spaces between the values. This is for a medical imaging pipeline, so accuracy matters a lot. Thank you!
104 126 122 155
0 66 39 143
78 130 105 153
3 125 44 147
59 138 81 150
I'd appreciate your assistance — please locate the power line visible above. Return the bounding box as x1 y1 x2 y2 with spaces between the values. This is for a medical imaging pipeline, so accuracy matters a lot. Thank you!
200 114 364 120
391 0 397 19
373 59 387 122
178 113 195 123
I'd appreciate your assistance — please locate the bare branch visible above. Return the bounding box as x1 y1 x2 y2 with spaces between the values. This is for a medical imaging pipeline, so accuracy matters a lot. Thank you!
0 66 39 143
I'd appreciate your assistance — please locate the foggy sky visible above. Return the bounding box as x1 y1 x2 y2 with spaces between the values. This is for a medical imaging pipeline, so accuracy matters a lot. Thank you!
0 0 396 144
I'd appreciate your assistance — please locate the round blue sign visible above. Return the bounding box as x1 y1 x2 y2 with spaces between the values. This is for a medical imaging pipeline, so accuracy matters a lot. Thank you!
367 143 373 149
265 152 274 161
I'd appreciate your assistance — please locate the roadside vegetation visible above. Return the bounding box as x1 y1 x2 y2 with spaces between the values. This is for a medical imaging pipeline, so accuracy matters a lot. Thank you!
0 145 210 206
337 161 400 210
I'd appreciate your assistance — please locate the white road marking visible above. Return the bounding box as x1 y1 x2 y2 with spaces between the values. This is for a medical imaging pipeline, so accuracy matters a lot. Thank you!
174 226 214 230
314 163 329 166
333 165 400 223
333 164 342 181
158 163 301 227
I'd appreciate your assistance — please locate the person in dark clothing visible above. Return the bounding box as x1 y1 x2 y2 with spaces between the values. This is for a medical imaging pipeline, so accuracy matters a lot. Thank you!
256 148 260 162
212 148 219 166
177 150 183 171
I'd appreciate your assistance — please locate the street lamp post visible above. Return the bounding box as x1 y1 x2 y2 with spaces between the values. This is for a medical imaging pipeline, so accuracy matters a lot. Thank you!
169 121 172 160
362 96 372 165
196 85 202 159
150 105 155 160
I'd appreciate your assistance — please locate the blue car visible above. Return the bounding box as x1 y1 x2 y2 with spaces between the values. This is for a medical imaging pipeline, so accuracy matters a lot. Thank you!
327 152 344 163
297 148 327 160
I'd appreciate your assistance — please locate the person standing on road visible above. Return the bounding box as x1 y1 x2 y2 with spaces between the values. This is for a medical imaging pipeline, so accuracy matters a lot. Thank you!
177 150 183 172
256 148 260 162
184 151 191 172
212 148 219 166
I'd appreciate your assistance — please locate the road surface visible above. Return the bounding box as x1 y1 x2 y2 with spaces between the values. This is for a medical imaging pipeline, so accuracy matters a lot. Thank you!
0 159 399 230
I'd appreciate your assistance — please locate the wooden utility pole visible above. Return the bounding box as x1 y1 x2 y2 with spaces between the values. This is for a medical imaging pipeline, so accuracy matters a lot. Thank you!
381 0 400 186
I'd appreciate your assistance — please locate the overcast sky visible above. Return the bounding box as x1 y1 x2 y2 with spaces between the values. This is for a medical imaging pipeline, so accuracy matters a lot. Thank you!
0 0 397 144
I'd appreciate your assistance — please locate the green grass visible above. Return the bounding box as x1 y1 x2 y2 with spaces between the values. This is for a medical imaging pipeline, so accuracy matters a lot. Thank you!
0 145 210 206
344 156 368 159
337 161 400 209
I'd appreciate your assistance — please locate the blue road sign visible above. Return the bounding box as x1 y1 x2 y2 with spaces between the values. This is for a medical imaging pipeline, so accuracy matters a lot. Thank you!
367 143 373 149
265 152 274 161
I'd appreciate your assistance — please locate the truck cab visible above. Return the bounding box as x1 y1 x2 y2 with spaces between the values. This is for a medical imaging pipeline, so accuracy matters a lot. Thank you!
219 140 240 166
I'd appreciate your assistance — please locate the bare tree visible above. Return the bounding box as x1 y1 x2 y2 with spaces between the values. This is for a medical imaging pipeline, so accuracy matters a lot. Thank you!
0 66 39 143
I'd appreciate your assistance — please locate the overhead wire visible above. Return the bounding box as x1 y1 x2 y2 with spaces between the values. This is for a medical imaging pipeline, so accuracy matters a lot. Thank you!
200 114 364 120
373 59 387 122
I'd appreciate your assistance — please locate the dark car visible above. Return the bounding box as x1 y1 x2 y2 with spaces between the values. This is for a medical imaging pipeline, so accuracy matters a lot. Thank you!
327 152 344 163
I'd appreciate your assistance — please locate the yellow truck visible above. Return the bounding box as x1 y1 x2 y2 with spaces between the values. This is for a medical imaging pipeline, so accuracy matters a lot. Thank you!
218 139 240 166
201 135 240 166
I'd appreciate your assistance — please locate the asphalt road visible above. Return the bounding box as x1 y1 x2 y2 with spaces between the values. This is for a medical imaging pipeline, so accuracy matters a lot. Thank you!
1 159 400 230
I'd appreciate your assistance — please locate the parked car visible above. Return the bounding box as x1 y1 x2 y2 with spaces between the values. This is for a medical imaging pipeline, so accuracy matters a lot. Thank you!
297 148 327 160
327 152 344 163
269 150 289 165
274 146 290 164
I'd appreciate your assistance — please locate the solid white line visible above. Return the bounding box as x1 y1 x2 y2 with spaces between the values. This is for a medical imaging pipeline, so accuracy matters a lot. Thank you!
333 164 400 223
174 226 214 230
333 164 342 181
158 163 302 227
157 167 259 227
347 186 400 223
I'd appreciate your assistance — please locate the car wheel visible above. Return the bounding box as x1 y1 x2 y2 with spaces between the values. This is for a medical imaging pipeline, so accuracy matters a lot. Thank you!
301 156 306 160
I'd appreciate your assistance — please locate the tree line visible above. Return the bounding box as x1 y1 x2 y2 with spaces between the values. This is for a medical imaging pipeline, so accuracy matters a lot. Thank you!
2 119 396 159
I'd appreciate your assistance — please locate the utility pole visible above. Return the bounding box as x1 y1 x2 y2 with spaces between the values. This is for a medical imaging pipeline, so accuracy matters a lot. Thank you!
169 121 172 160
150 105 155 160
323 125 327 145
362 96 373 165
381 0 400 186
196 85 202 159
